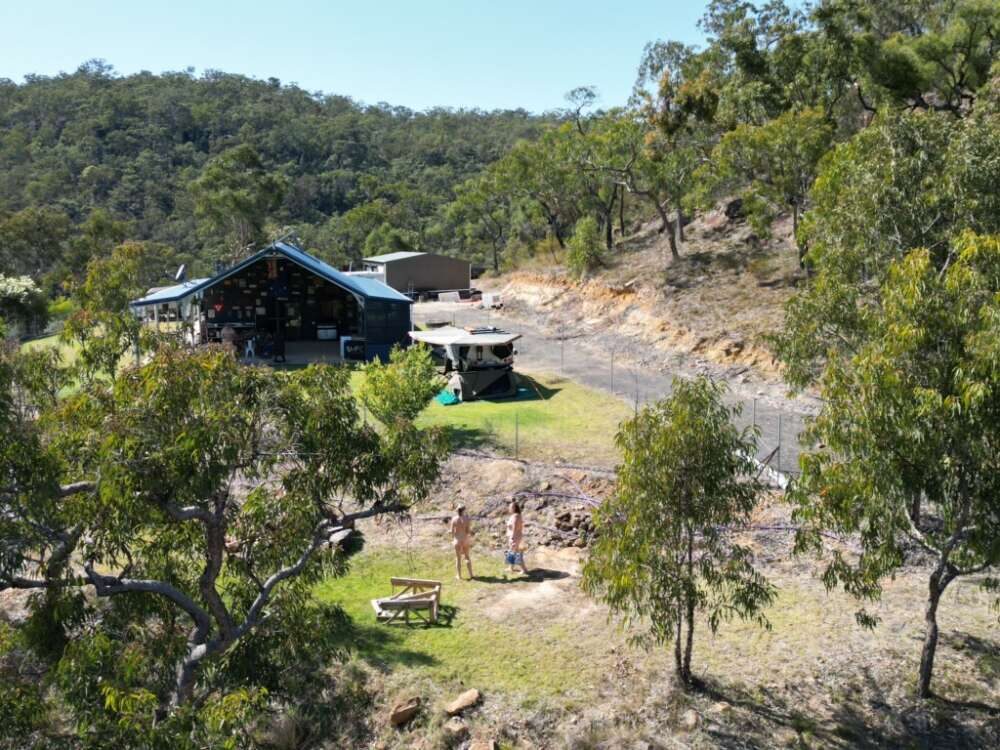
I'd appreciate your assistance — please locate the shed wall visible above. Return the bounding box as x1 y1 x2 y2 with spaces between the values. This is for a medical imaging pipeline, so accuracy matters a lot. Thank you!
383 254 471 293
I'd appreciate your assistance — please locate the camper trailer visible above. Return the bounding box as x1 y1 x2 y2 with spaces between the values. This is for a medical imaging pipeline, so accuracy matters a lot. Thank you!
408 326 521 401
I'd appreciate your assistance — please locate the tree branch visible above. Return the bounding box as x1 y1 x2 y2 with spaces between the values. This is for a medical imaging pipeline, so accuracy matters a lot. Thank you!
84 563 212 635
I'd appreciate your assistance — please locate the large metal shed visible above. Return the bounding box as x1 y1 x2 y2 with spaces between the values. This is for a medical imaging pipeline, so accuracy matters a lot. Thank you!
130 242 413 362
361 251 471 295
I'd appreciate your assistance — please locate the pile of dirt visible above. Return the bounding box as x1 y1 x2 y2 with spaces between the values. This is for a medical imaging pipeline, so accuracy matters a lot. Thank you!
424 454 612 552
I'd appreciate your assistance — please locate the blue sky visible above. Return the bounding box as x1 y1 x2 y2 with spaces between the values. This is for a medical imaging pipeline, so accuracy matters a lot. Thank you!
0 1 708 112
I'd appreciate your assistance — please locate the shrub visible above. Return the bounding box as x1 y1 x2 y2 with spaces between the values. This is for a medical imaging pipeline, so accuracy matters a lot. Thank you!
566 217 604 278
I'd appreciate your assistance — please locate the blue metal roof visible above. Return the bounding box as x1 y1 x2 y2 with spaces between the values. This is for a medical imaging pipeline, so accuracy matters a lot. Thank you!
130 242 412 307
130 279 210 306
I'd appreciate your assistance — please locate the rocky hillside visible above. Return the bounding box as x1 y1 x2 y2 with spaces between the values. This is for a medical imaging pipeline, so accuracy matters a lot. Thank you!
487 205 803 385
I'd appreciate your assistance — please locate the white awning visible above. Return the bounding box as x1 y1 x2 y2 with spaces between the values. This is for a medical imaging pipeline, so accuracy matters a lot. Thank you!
409 325 521 347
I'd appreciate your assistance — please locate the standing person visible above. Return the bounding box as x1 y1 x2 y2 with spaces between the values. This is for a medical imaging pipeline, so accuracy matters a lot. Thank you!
450 506 473 580
273 326 286 363
506 501 529 576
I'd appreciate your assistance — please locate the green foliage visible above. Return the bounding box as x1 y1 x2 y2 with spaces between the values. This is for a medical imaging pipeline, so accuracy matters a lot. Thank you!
0 624 49 746
566 216 604 278
0 65 552 281
61 241 157 381
773 108 1000 388
697 107 834 255
359 344 443 424
792 231 1000 696
190 143 287 260
0 205 72 278
582 377 774 685
0 340 447 739
820 0 1000 114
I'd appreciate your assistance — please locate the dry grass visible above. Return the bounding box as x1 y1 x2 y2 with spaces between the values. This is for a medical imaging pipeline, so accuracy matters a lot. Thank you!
320 482 1000 749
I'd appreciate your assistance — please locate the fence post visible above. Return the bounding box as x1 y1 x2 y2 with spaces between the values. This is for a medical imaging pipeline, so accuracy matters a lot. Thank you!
560 331 565 374
777 413 783 473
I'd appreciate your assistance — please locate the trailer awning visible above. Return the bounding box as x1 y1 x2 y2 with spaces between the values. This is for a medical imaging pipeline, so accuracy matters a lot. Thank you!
409 326 521 347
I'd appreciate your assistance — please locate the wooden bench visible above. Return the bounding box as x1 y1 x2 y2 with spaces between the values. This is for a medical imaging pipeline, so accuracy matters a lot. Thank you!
371 577 442 625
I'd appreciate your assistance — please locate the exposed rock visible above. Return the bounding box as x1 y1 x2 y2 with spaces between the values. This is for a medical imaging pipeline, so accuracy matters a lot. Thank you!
680 709 700 731
445 687 481 715
0 589 32 625
470 739 499 750
443 716 468 739
388 696 421 727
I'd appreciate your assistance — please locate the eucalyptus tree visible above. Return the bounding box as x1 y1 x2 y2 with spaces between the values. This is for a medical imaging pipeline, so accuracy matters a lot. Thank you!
0 340 446 741
61 241 155 382
696 107 835 265
774 107 1000 388
582 377 775 686
448 167 516 272
792 232 1000 698
495 132 580 249
190 143 288 262
565 216 604 279
815 0 1000 116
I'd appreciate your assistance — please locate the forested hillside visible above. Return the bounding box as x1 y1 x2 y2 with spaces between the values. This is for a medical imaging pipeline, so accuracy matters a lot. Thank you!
3 3 1000 746
0 62 551 288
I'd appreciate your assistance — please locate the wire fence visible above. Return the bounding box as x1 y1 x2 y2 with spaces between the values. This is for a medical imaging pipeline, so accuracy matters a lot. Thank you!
424 304 810 480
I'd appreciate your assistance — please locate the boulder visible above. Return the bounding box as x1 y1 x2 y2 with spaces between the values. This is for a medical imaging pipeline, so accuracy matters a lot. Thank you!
443 717 468 739
680 709 700 731
445 688 481 716
388 696 421 727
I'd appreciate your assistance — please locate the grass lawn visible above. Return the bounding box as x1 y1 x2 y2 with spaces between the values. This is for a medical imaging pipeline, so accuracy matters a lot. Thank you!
313 546 612 702
415 371 630 467
19 331 81 367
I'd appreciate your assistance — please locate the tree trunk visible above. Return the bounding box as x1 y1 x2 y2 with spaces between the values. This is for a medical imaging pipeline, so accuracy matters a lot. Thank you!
909 493 921 527
604 215 613 250
618 186 626 238
676 208 685 243
918 564 953 698
552 222 566 249
650 197 670 234
646 196 679 260
792 203 807 271
682 530 695 682
666 218 679 261
674 617 683 678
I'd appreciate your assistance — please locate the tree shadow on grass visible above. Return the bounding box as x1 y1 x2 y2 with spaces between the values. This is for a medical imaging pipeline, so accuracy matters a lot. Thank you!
696 667 998 750
942 631 1000 687
441 424 497 452
329 606 460 674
